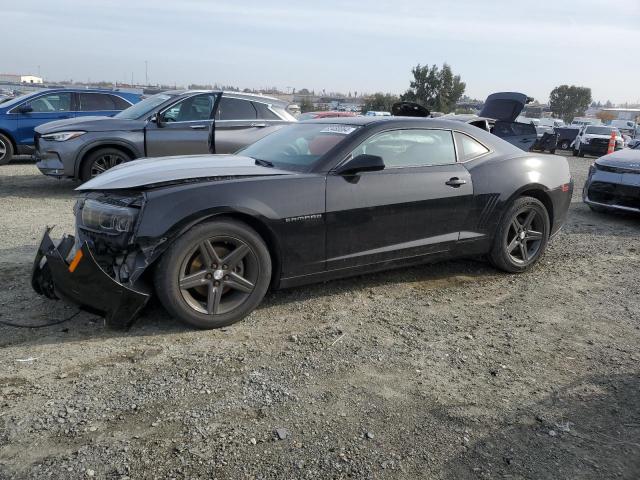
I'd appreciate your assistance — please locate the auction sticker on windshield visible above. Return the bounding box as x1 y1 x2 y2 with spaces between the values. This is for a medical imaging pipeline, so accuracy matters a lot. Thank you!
320 125 358 135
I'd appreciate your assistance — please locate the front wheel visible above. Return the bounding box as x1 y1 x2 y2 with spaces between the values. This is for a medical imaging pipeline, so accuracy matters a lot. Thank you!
80 148 131 182
0 134 14 166
153 219 272 329
489 196 550 273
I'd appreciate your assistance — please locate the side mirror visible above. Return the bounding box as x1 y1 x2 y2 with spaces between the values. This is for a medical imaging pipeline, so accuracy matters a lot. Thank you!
335 154 385 175
17 104 33 114
151 114 164 127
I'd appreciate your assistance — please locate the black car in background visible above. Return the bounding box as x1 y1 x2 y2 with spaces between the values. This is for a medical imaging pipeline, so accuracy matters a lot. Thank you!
32 117 573 329
34 91 295 181
554 127 580 150
444 92 538 151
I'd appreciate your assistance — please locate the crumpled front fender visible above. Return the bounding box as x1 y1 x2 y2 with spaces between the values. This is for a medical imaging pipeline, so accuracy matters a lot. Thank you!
31 228 150 328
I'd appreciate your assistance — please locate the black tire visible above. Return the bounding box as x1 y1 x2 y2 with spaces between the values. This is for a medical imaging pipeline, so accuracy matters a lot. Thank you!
572 148 578 157
550 149 556 154
489 196 550 273
153 219 272 329
80 147 131 182
560 140 570 150
578 148 585 158
0 133 14 166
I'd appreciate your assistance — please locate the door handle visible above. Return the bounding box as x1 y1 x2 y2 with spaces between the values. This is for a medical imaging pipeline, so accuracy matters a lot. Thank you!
250 122 267 128
445 177 467 187
189 125 208 130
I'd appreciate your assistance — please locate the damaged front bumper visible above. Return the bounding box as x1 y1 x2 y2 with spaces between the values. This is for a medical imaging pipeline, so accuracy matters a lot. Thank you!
31 228 150 328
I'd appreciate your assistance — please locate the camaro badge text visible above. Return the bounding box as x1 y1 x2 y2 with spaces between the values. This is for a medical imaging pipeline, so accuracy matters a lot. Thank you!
285 214 322 223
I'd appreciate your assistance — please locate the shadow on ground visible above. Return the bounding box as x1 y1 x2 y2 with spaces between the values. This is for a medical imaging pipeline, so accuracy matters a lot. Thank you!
440 373 640 479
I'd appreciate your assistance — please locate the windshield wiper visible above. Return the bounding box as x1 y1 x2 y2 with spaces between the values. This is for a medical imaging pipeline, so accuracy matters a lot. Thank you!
254 158 274 168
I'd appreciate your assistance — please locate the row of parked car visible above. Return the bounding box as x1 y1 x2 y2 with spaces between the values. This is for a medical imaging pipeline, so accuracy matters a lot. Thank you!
1 88 543 182
0 88 297 180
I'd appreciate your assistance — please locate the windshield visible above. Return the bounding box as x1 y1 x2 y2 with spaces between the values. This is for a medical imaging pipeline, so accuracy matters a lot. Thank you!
114 93 173 119
585 126 616 135
0 91 43 109
238 123 360 171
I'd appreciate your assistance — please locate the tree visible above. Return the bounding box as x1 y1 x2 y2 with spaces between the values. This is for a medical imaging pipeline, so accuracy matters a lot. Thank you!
362 93 400 113
299 97 314 113
549 85 592 123
596 110 616 123
400 63 466 113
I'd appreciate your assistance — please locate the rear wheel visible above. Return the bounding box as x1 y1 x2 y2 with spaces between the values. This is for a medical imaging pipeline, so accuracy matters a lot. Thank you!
489 196 550 273
0 134 14 165
80 148 130 182
560 140 570 150
154 220 272 329
578 148 585 158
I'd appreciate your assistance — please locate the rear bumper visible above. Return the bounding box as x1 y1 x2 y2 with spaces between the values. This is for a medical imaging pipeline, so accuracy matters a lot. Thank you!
31 229 150 328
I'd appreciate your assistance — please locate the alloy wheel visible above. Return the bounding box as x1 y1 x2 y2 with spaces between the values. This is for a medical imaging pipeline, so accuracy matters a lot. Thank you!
90 153 126 177
178 236 258 316
505 207 544 265
0 139 6 161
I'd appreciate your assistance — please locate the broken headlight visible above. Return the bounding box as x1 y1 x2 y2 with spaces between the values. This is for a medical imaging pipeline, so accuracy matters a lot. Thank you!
80 199 139 233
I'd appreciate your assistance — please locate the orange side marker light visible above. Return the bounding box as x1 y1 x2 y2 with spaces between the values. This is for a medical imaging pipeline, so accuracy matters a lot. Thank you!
68 250 84 273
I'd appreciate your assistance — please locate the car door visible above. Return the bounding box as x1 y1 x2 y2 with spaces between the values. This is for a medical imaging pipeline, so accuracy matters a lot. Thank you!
145 92 219 157
214 96 287 153
14 91 75 146
77 92 129 118
325 128 474 271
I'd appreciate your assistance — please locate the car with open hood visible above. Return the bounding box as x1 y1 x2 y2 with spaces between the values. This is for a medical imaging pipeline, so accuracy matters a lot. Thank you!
32 117 573 329
444 92 538 151
34 90 295 181
583 143 640 213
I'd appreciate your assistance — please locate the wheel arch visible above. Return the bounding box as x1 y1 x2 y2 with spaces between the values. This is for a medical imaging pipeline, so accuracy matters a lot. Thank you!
75 141 140 178
0 129 17 152
147 209 283 290
505 184 554 228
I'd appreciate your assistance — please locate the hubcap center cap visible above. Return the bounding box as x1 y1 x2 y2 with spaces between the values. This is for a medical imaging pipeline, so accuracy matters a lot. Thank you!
213 269 225 281
519 231 526 240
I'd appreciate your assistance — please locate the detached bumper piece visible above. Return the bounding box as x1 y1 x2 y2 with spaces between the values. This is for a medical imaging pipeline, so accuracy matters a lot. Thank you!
31 229 150 328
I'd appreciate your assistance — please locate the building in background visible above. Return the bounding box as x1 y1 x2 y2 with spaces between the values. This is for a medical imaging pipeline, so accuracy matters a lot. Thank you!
0 73 44 84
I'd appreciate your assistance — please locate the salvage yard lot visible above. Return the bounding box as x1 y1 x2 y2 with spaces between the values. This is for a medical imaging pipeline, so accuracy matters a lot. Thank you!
0 157 639 479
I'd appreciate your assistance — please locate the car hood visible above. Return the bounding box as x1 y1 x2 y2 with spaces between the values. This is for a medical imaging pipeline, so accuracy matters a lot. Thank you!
35 116 147 134
596 148 640 171
478 92 532 123
77 155 294 191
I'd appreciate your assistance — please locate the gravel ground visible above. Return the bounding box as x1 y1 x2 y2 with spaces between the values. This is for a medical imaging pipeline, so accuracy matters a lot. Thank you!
0 155 638 479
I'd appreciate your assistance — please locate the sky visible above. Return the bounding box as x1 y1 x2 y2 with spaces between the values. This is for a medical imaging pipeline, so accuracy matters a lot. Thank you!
2 0 639 104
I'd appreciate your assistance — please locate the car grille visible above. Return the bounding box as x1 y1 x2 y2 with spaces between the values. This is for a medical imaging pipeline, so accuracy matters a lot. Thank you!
596 163 640 174
590 138 610 148
588 181 640 210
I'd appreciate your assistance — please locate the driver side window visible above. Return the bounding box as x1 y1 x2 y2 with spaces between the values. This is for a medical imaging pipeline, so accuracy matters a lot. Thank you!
161 94 216 122
350 129 456 168
29 93 72 113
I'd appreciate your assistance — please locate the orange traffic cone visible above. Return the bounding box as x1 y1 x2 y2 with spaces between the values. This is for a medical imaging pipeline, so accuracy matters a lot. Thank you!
607 130 616 154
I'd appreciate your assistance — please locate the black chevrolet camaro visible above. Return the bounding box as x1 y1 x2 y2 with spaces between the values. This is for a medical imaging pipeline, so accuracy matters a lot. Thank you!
32 117 573 329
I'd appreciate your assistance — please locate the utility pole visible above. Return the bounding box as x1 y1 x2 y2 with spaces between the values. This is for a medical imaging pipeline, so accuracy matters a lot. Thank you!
145 60 148 86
